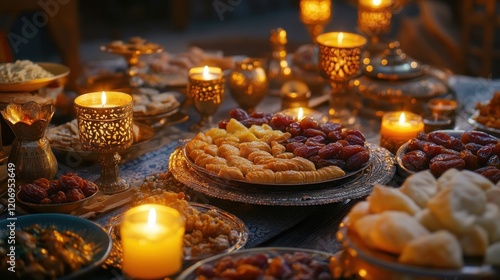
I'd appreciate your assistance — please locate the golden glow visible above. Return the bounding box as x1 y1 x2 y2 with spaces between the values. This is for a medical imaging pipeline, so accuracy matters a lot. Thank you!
363 57 371 65
366 65 373 72
147 207 157 229
372 0 382 6
359 269 368 277
410 61 418 68
337 32 344 46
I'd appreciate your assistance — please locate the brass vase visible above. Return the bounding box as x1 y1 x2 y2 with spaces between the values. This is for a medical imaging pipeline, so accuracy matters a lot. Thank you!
1 102 57 184
229 58 268 112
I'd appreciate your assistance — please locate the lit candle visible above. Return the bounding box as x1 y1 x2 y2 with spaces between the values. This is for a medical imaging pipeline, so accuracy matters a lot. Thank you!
359 0 392 9
188 65 222 81
74 91 133 152
121 204 185 279
316 31 367 82
75 91 130 108
279 107 326 122
316 32 367 48
380 111 424 154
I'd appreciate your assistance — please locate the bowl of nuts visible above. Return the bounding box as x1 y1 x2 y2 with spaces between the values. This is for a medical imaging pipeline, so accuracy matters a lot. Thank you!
16 173 99 213
396 130 499 183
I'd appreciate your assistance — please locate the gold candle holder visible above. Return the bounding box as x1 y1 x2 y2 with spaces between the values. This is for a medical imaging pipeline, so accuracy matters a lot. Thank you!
358 0 393 42
74 91 133 194
317 32 367 124
229 58 268 113
299 0 332 44
1 102 57 184
187 66 225 131
280 80 311 109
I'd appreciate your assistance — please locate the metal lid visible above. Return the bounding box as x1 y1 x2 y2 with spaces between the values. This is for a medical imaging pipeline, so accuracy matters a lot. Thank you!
363 41 425 80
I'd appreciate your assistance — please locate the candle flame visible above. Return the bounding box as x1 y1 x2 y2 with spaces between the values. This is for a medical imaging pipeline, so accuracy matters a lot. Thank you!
338 32 344 45
297 107 304 120
202 65 210 79
147 208 156 228
372 0 382 6
399 112 406 125
101 91 107 107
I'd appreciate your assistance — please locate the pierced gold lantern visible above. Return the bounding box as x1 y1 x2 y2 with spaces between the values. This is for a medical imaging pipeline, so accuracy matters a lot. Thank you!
74 91 133 194
317 32 367 125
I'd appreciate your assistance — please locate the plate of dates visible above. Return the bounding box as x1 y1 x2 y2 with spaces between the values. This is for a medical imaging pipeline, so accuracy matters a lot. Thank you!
396 130 499 183
176 247 337 280
183 108 372 189
16 173 99 213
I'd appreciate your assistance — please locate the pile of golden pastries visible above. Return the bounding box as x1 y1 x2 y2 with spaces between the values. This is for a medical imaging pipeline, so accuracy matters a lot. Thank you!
346 169 500 269
185 111 370 184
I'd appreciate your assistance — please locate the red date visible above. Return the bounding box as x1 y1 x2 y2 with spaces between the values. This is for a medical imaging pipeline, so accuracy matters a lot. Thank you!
402 150 428 172
429 154 465 177
345 151 370 171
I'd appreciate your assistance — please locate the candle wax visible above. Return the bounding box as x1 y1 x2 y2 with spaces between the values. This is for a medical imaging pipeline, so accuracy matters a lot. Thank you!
122 223 184 279
120 205 184 279
190 73 221 81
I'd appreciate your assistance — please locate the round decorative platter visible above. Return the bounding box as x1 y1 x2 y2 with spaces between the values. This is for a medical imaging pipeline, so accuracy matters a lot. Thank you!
182 145 372 189
0 214 112 280
105 202 249 265
0 62 69 92
337 218 500 279
177 247 335 280
169 143 396 206
16 189 98 214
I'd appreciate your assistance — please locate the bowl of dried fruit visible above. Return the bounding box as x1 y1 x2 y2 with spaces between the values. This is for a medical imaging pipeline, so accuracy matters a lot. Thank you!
396 130 499 183
16 173 99 213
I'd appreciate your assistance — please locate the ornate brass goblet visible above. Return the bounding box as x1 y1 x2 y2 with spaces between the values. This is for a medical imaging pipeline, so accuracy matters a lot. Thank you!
358 0 393 54
317 32 367 125
74 91 133 194
229 58 268 113
187 66 225 131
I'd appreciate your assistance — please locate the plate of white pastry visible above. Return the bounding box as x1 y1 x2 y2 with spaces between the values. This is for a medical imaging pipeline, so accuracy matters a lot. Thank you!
337 169 500 278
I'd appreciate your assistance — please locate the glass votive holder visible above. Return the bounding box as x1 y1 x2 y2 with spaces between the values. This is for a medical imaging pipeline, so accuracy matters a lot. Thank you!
380 111 424 154
423 114 454 133
121 204 185 279
280 80 311 109
427 98 457 127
